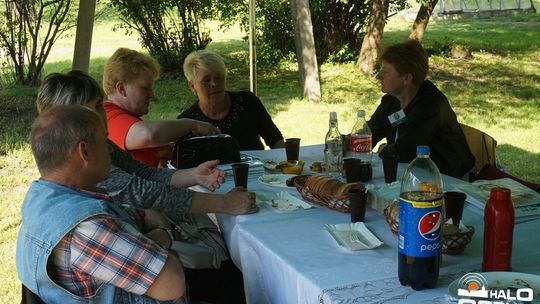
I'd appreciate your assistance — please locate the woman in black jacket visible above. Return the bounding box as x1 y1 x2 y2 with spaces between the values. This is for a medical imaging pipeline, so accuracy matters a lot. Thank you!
368 39 475 179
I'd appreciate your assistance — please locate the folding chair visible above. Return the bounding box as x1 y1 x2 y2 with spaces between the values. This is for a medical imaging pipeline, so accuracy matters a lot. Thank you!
460 124 540 193
460 123 498 173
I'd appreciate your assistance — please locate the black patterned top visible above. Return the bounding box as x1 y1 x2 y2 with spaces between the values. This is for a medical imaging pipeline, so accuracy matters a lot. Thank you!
95 141 193 221
178 90 283 150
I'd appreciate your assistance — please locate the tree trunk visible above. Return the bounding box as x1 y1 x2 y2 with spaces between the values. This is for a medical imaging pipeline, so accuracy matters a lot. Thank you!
409 0 439 42
290 0 321 101
72 0 96 73
357 0 389 76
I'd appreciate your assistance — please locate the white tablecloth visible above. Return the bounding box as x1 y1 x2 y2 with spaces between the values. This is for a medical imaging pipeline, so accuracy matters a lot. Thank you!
199 145 540 304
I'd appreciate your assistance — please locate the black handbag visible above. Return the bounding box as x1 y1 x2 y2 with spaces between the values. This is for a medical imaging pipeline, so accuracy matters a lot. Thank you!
174 134 241 169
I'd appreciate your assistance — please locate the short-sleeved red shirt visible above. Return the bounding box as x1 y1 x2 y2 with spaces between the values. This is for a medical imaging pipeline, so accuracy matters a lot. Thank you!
104 102 161 167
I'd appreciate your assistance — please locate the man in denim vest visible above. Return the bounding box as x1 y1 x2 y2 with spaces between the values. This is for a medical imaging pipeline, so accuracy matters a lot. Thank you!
16 105 186 303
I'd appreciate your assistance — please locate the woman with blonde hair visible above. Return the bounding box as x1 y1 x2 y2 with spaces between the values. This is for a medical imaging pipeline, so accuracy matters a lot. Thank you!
103 48 220 168
179 49 284 150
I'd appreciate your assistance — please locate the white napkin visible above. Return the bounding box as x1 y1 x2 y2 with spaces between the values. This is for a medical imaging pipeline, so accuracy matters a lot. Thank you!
257 191 312 212
366 181 400 213
443 218 471 233
219 159 264 171
325 222 384 250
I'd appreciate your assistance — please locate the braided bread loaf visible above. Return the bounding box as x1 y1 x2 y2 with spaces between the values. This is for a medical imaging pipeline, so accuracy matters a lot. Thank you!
304 175 363 200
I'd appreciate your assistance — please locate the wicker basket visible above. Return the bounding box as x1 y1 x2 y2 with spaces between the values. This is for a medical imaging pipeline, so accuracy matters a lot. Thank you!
383 200 475 254
288 175 361 213
441 225 475 255
383 201 399 234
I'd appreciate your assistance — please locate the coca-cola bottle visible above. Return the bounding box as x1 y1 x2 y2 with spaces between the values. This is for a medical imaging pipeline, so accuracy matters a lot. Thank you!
482 187 514 272
350 110 372 163
324 112 343 178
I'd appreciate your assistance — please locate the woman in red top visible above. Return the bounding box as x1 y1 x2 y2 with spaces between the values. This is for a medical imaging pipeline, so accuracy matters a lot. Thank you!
103 48 220 167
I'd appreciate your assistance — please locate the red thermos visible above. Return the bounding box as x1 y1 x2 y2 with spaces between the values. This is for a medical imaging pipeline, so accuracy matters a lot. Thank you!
482 187 514 271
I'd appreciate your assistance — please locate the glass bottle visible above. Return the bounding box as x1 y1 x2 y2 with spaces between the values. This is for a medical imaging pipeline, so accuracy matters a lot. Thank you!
324 112 343 178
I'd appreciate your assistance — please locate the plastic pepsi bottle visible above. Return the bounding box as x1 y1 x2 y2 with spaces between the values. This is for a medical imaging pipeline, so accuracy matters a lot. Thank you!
398 145 443 290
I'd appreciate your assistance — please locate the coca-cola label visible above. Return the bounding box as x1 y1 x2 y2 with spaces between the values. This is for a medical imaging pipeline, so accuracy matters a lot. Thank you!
350 135 372 153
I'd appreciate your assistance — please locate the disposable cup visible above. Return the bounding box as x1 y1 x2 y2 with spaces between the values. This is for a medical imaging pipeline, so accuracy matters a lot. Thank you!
382 155 399 183
231 163 249 188
349 188 367 222
285 138 301 161
343 158 361 183
443 191 466 225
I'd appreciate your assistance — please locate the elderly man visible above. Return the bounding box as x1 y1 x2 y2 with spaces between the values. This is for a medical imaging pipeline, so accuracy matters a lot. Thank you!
16 105 185 303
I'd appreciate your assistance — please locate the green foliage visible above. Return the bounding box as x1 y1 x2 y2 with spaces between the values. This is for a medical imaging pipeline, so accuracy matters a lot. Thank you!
425 37 454 56
1 14 540 302
215 0 408 65
0 0 78 86
108 0 212 75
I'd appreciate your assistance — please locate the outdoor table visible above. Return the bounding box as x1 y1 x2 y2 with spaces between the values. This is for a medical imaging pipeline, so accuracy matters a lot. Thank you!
193 144 540 304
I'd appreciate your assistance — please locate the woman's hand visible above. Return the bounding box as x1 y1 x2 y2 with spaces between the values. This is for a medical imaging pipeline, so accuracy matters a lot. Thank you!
193 160 226 191
222 187 259 215
192 121 221 136
156 143 174 168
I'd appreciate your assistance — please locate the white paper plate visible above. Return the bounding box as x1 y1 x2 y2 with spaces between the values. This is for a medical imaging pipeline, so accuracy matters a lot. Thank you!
324 222 384 251
256 191 312 212
258 174 296 188
448 271 540 301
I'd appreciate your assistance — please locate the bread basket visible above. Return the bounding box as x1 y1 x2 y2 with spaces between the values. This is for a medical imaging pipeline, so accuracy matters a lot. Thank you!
383 200 475 254
288 175 364 212
441 225 475 255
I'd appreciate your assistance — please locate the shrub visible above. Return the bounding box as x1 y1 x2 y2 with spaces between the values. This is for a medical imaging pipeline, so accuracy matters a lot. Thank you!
109 0 212 75
215 0 407 65
0 0 77 86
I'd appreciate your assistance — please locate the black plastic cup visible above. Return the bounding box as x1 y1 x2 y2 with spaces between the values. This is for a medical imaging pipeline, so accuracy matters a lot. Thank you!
231 163 249 188
359 161 372 182
443 191 467 225
349 188 367 222
285 138 301 161
382 155 399 183
343 158 361 183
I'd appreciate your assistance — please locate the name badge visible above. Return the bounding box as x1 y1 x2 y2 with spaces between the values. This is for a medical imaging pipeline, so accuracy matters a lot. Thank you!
388 109 406 127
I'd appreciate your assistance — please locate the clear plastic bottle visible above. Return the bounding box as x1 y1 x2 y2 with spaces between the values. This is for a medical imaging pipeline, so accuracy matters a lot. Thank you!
398 145 443 290
482 187 514 272
350 110 372 163
324 112 343 178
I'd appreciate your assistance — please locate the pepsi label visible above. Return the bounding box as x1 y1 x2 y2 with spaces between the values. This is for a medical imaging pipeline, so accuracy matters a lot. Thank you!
398 194 443 258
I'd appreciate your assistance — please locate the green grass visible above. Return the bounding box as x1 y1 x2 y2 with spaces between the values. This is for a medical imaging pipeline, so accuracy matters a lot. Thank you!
1 11 540 302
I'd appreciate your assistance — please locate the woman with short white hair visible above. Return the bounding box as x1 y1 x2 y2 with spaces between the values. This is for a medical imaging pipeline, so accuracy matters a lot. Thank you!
179 49 285 150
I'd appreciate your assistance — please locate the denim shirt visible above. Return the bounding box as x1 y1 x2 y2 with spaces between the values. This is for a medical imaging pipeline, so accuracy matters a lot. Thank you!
16 179 182 304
